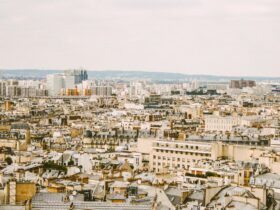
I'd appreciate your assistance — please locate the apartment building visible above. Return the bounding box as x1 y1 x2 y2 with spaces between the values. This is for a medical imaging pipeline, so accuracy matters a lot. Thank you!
204 115 262 132
205 116 240 132
150 138 217 173
230 79 256 89
92 86 113 96
0 81 7 96
149 136 270 173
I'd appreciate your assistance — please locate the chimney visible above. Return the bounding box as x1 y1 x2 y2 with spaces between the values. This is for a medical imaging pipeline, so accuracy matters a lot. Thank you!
25 128 31 145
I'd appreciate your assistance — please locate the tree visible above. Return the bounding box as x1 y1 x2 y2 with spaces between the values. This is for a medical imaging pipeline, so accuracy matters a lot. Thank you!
5 156 13 165
206 171 219 177
43 161 67 173
68 159 74 166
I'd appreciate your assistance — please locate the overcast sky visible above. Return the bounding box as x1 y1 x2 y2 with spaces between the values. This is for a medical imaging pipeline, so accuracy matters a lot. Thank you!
0 0 280 76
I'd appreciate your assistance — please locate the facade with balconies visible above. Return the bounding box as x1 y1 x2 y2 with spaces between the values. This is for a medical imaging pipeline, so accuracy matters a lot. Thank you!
150 138 215 173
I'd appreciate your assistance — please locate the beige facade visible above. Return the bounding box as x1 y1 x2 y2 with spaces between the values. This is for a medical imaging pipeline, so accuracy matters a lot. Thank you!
150 139 214 173
259 153 280 174
205 116 240 132
137 137 154 154
150 139 269 173
0 139 17 149
4 181 36 205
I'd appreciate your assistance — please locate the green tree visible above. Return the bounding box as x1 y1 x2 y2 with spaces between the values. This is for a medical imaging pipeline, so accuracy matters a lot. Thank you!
5 156 13 165
68 159 74 166
43 161 67 173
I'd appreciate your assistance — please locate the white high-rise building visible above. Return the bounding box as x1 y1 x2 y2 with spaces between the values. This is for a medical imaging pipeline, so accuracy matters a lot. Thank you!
46 70 88 96
0 80 7 96
64 74 75 89
46 74 64 96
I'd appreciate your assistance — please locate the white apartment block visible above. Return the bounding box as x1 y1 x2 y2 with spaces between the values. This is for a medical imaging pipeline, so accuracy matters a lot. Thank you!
150 139 217 173
204 116 240 132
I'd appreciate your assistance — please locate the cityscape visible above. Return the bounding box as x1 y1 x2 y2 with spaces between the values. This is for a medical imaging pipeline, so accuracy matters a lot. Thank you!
1 0 280 210
0 70 280 210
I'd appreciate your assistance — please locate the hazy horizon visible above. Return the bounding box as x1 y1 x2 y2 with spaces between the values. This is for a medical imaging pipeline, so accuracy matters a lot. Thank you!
1 0 280 77
2 69 280 79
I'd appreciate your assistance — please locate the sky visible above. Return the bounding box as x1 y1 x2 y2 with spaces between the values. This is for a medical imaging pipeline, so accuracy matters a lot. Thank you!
0 0 280 77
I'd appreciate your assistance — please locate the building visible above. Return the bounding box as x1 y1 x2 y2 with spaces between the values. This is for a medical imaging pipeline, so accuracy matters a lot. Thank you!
3 180 36 205
92 86 112 96
0 80 7 96
64 69 88 84
47 70 88 96
205 116 240 132
46 74 64 96
230 79 256 89
150 138 215 173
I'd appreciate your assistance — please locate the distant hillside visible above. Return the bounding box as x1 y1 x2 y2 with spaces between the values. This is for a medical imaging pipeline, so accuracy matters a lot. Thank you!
1 69 279 81
1 69 187 80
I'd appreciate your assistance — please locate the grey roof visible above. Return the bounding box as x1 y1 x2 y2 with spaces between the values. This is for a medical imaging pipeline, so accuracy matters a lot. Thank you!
11 123 30 130
187 190 204 202
31 192 151 209
32 201 151 210
32 192 65 203
74 201 151 210
226 200 258 210
207 186 258 208
164 187 187 206
255 173 280 189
